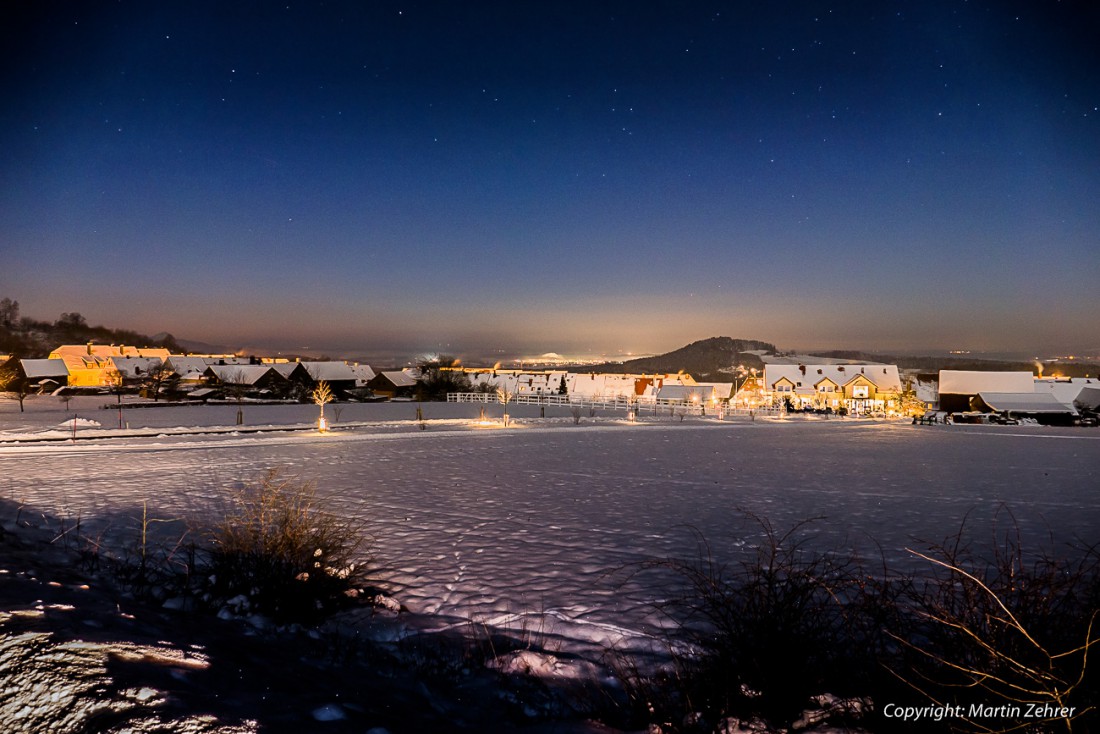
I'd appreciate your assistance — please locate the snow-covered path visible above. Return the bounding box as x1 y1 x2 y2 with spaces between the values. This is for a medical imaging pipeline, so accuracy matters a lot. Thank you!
3 414 1098 659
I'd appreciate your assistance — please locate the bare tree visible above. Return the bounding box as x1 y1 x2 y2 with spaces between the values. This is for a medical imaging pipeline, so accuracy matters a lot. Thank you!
103 368 125 428
0 297 18 328
141 362 177 402
0 359 28 412
103 368 125 405
220 368 249 425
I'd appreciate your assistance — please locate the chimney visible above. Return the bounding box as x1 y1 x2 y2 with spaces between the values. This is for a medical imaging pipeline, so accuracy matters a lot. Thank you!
799 364 806 375
87 341 93 355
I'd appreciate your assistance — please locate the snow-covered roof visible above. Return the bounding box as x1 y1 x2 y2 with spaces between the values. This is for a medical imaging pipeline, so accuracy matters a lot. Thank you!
20 358 68 378
165 356 207 373
1033 378 1100 408
657 384 719 402
1076 386 1100 411
49 344 171 363
108 356 164 378
765 364 902 392
939 370 1033 395
205 364 279 385
268 362 304 378
349 364 376 385
302 361 358 382
695 382 733 397
567 373 639 398
976 392 1078 415
51 344 128 360
378 371 418 387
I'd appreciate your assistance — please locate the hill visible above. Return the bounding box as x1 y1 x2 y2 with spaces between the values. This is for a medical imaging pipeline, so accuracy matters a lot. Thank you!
581 337 776 380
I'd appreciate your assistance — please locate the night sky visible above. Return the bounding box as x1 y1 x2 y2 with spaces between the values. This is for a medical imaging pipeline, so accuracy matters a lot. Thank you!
2 2 1098 361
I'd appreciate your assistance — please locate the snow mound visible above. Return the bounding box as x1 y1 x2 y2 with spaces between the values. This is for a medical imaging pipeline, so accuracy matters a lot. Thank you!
55 418 101 428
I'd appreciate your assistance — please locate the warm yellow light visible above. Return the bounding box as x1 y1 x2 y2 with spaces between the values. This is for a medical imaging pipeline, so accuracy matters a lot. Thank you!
318 417 328 433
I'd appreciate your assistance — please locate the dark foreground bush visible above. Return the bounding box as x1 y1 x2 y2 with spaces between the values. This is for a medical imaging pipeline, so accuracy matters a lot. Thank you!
629 516 888 730
204 469 371 624
890 516 1100 734
625 512 1100 734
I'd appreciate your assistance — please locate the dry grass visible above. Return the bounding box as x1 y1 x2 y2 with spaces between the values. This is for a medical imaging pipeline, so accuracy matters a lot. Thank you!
205 469 371 623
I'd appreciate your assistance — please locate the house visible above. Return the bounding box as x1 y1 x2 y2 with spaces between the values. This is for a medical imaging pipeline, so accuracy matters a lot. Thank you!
166 356 218 384
972 392 1078 426
656 384 722 406
166 356 251 385
1076 387 1100 413
764 364 903 414
463 369 569 396
299 361 360 393
107 356 166 384
349 363 376 387
568 372 651 400
455 369 699 401
48 344 173 387
266 360 377 394
694 382 735 402
18 359 69 390
937 371 1034 413
203 364 288 395
1032 377 1100 410
368 371 419 398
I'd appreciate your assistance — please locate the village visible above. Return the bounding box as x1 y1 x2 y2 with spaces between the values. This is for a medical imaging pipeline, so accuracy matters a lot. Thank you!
3 341 1098 427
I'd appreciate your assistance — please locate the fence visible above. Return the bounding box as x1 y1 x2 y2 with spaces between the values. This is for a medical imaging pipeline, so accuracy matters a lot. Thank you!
446 392 782 417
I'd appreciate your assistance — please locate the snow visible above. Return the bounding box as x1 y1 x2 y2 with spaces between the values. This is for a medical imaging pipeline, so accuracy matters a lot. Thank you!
3 396 1099 672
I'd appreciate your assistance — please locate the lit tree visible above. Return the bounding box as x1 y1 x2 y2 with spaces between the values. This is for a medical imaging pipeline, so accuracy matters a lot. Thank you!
897 378 926 417
626 391 638 422
497 387 514 427
312 380 334 431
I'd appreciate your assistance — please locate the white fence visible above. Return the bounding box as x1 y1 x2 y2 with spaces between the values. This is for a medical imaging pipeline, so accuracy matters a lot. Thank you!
446 392 782 417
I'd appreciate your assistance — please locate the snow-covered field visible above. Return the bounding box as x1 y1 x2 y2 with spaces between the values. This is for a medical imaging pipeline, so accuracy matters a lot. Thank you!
3 395 1099 663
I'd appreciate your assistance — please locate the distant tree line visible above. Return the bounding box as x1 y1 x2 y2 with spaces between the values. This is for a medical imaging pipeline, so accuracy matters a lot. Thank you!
0 297 183 358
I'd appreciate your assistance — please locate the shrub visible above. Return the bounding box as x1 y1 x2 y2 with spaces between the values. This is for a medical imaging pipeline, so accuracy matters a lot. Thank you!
890 515 1100 733
626 512 1100 734
205 469 370 624
644 516 877 729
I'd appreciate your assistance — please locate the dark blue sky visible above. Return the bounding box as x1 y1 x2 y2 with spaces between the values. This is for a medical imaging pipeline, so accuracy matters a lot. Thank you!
3 1 1098 360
